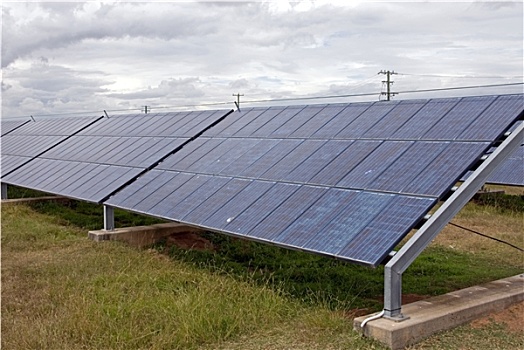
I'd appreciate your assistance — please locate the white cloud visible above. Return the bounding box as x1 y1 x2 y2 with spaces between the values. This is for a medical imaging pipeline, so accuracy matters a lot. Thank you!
1 1 522 119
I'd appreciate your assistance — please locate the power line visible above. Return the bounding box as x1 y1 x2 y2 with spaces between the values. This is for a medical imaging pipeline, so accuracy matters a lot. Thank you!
395 82 523 95
449 222 524 253
397 73 524 79
5 82 523 120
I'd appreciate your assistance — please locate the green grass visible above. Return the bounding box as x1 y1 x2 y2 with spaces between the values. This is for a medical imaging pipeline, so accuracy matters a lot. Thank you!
2 192 523 349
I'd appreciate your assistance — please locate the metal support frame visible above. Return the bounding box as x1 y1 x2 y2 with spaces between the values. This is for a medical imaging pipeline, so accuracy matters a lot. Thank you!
1 183 7 200
104 205 115 231
383 121 524 320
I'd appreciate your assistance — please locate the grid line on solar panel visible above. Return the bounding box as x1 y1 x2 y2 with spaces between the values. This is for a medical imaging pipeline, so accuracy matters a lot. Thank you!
361 100 427 139
1 155 32 176
421 96 496 140
102 94 523 267
335 195 436 264
333 102 399 139
1 120 30 136
2 135 65 157
457 94 523 141
391 98 459 140
336 141 413 189
402 141 490 197
291 104 354 138
9 116 101 136
247 106 305 138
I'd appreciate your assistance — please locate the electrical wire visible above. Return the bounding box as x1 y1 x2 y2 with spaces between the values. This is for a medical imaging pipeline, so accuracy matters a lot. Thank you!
449 222 524 252
5 81 524 120
395 82 524 95
397 73 524 79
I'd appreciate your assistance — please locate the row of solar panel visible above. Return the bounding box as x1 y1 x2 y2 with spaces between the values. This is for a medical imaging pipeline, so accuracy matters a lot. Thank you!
205 95 522 141
1 94 522 267
107 169 436 264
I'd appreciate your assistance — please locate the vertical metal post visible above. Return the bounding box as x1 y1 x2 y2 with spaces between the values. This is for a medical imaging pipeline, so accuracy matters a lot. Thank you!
104 205 115 231
383 121 524 319
1 183 7 200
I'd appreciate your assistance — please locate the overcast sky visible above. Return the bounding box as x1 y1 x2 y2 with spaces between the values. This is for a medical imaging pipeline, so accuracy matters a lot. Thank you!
2 1 523 119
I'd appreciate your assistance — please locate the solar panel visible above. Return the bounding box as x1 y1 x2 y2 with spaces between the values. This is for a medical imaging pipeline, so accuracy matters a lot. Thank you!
463 144 524 186
2 110 232 202
1 155 32 176
1 119 30 136
107 94 523 266
484 145 523 186
1 116 102 178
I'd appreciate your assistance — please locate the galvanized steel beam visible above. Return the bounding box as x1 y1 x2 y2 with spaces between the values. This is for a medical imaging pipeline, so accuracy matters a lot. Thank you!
383 121 524 319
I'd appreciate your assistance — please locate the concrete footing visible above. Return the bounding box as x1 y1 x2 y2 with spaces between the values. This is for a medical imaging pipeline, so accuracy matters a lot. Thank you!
354 274 524 350
88 223 203 248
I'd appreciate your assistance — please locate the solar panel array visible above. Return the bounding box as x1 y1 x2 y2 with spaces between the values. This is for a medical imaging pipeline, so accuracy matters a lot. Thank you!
482 145 523 186
1 116 101 176
1 119 30 136
107 94 523 266
2 110 231 202
2 94 522 266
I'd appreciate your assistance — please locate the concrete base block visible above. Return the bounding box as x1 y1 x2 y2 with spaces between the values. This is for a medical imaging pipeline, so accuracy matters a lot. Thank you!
88 223 203 248
2 196 71 206
354 274 524 350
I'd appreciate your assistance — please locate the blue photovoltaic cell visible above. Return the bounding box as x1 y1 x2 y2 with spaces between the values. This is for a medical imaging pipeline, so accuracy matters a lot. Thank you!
247 185 328 241
7 94 519 267
289 104 347 138
464 145 524 186
9 116 100 136
186 138 261 174
2 158 141 202
201 108 264 137
336 195 436 263
231 108 285 137
182 178 252 224
422 96 497 140
260 140 326 181
2 135 66 157
367 142 449 193
158 138 226 171
309 140 381 186
222 182 301 234
402 141 490 197
249 106 305 138
334 102 399 139
104 94 522 267
239 139 303 178
273 188 362 246
200 180 275 230
298 191 395 255
336 141 413 189
40 135 188 168
283 140 354 183
456 94 523 141
1 120 30 136
269 106 323 138
361 100 426 139
1 155 32 176
392 98 459 140
300 104 363 139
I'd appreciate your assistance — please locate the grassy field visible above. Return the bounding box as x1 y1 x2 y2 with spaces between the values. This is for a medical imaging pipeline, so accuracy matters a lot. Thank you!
2 187 523 349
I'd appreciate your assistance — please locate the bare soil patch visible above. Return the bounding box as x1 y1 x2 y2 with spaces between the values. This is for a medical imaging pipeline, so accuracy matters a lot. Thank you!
164 232 215 251
470 301 524 334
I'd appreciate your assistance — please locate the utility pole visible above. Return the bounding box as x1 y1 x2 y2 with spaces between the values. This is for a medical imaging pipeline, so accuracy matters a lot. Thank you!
142 105 150 114
232 93 244 110
378 70 397 101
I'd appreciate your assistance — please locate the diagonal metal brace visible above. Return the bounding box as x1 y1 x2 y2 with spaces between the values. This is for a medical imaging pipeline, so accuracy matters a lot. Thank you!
383 121 524 320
